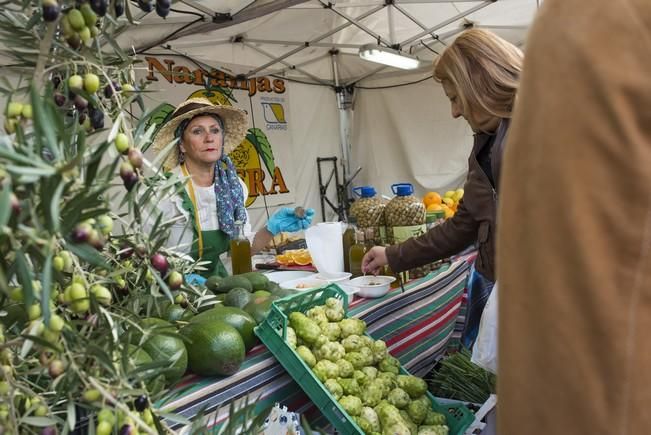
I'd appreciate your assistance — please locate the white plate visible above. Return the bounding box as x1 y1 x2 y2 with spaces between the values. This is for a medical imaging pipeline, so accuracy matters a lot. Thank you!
280 277 329 291
265 270 315 284
314 272 352 283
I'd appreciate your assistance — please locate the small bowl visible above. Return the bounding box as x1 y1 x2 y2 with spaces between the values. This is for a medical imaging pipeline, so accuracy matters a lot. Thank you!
314 272 352 283
348 275 396 298
280 277 329 292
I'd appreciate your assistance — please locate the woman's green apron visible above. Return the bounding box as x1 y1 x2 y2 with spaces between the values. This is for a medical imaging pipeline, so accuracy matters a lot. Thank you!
177 182 231 278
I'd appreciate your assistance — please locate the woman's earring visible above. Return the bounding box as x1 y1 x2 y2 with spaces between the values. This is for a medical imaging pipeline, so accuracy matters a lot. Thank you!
179 151 185 164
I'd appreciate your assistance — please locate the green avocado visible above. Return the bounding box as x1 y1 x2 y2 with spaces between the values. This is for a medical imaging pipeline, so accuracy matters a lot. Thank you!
213 276 253 294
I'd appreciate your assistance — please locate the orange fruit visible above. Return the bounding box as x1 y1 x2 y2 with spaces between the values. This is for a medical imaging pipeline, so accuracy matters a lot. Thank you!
423 191 442 207
292 252 312 266
441 205 454 219
276 254 293 265
426 203 444 212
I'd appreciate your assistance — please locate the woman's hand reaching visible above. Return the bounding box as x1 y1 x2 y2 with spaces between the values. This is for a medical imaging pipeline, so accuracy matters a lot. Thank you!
362 246 388 275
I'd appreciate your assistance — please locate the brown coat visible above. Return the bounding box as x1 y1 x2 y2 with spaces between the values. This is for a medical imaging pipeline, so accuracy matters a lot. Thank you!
386 120 509 282
497 1 651 434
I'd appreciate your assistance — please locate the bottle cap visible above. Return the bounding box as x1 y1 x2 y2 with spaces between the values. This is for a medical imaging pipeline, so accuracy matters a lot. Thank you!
392 183 414 196
353 186 377 198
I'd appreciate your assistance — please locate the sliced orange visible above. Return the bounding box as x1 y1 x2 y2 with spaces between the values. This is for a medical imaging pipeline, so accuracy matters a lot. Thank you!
293 253 312 266
276 254 294 265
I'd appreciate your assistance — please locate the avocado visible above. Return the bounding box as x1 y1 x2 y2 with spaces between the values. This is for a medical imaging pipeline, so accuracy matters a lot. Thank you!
213 276 252 294
223 287 253 309
190 306 257 351
243 296 274 324
240 272 270 290
271 286 297 299
205 275 223 292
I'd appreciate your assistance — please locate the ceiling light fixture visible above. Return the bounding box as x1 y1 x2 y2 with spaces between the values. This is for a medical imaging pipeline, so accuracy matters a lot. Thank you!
358 44 424 70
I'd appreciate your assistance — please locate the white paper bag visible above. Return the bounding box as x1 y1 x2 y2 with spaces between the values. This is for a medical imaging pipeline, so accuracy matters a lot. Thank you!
305 222 345 274
472 281 498 374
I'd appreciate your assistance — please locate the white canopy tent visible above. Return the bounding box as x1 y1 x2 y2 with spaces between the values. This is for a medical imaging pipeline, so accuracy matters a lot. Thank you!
115 1 536 226
15 1 541 227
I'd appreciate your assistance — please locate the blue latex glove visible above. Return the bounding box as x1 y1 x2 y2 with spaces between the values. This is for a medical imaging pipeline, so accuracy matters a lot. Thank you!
184 273 206 286
266 207 315 236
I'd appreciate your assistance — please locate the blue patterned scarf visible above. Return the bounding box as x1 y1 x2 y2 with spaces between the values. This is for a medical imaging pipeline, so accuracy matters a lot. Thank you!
214 155 247 238
176 115 247 239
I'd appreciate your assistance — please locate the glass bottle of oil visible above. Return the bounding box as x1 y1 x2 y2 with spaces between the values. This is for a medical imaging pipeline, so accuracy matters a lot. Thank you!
342 218 357 273
230 220 252 275
349 229 368 278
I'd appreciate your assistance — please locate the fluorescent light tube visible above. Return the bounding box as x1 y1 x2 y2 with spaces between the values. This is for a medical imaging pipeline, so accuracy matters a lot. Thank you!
358 44 424 70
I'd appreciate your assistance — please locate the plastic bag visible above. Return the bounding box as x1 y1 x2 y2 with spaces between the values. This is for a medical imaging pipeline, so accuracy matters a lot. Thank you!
471 281 498 374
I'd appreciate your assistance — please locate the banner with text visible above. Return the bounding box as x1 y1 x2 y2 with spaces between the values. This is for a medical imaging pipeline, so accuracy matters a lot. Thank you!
139 56 295 209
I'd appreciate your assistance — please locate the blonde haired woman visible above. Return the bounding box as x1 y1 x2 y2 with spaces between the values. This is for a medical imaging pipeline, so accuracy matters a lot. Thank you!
363 29 523 347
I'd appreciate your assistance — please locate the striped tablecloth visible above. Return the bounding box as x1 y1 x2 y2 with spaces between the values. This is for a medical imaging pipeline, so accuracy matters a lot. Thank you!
158 256 472 432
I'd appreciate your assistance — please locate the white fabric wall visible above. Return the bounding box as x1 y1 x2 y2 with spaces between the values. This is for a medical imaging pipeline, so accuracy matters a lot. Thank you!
352 75 473 200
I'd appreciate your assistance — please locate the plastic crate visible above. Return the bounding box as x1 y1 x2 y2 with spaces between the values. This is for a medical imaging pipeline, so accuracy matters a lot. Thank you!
255 285 476 435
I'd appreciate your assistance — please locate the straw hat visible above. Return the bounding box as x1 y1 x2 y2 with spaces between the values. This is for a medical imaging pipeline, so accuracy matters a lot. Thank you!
151 98 249 171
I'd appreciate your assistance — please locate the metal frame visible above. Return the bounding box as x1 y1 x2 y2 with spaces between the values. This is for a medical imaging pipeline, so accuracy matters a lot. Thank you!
318 0 393 47
394 0 488 3
237 39 369 49
400 0 492 45
343 1 492 85
240 41 332 85
264 52 334 79
177 0 220 17
138 0 517 86
316 157 347 222
245 3 387 77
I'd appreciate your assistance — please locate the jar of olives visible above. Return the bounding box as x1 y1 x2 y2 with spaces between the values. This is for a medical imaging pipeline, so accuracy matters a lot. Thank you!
384 183 426 282
349 186 386 244
384 183 426 244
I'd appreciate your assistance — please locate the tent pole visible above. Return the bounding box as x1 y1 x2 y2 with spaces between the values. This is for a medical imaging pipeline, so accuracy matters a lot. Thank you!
331 51 354 206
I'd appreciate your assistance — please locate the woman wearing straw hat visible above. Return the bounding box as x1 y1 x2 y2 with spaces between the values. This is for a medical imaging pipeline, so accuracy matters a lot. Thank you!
150 97 314 277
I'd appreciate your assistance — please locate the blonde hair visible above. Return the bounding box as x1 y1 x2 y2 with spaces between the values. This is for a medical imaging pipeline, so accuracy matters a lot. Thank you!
434 28 523 119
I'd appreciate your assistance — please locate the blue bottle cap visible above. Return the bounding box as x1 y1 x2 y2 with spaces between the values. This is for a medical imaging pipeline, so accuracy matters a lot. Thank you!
353 186 376 198
392 183 414 196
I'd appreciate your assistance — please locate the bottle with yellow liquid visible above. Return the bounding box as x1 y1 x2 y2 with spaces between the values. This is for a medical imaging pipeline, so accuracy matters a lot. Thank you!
342 219 357 273
230 220 252 275
349 229 368 278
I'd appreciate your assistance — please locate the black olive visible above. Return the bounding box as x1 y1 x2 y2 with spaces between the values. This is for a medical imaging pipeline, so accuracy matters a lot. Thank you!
73 94 88 111
89 107 104 129
133 394 148 412
138 0 153 12
114 0 124 17
90 0 108 16
155 4 169 18
53 93 66 107
42 0 60 22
